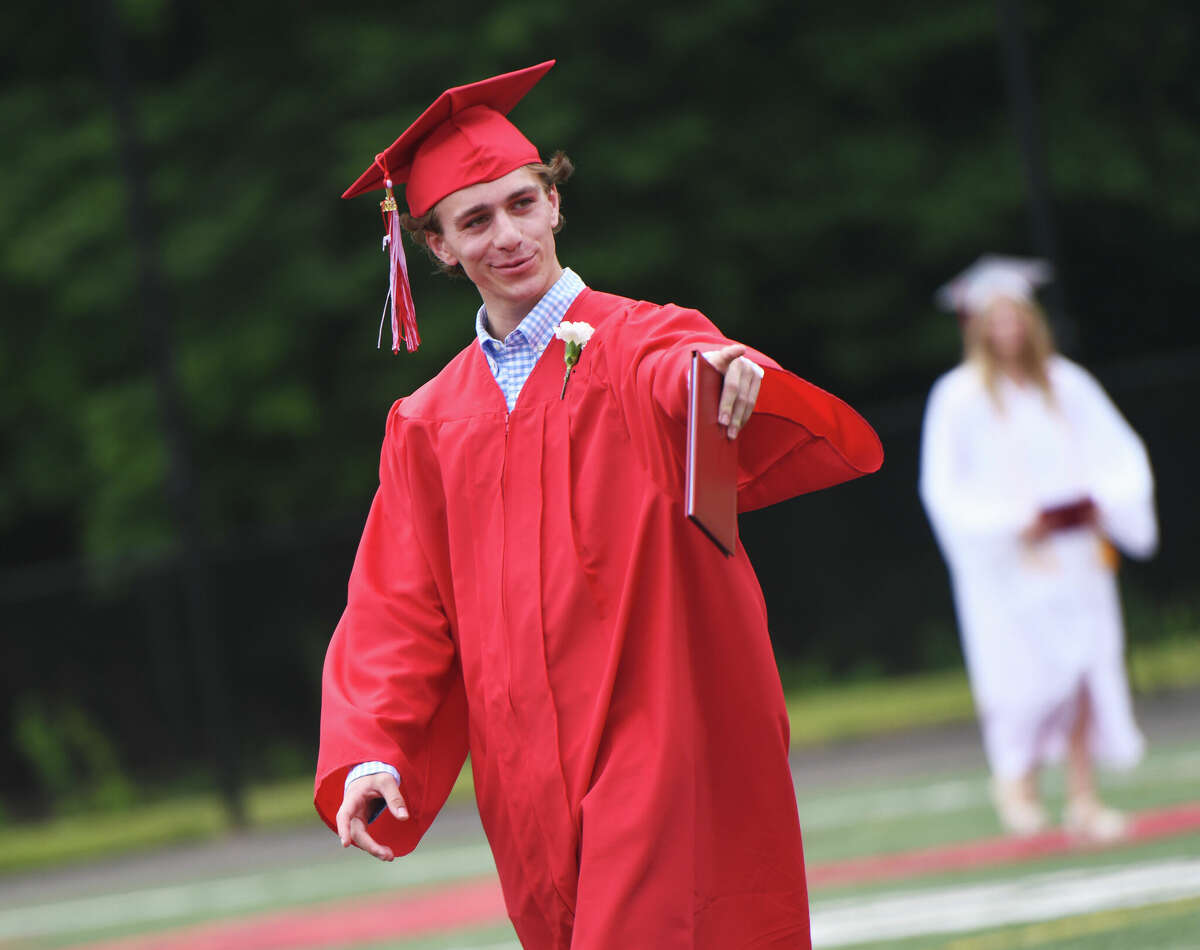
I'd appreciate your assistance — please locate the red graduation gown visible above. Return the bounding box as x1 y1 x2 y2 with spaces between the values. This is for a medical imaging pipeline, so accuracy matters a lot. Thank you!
315 289 883 948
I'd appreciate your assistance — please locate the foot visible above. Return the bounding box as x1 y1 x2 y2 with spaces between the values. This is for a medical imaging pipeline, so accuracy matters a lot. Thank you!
1063 797 1128 842
991 778 1049 836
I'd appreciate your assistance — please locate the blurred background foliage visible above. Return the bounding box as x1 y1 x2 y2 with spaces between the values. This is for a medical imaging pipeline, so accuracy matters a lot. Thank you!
1 0 1197 820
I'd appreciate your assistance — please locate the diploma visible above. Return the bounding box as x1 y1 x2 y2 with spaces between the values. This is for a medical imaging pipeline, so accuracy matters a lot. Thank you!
1039 497 1097 533
686 351 738 557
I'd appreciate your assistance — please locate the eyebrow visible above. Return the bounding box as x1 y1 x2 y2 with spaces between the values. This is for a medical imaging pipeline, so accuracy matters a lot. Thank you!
452 185 540 228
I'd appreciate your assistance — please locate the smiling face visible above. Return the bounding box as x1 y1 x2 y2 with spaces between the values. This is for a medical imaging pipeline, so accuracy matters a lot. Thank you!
982 296 1031 363
425 167 563 333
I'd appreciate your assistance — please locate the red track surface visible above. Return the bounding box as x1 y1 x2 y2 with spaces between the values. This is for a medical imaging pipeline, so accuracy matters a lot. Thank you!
74 877 506 950
71 802 1200 950
808 800 1200 888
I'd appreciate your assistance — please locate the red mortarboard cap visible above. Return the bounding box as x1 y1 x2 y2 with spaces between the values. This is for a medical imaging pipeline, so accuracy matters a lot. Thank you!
343 60 554 216
345 61 555 355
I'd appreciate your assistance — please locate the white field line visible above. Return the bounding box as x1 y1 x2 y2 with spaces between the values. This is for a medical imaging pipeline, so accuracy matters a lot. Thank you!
799 778 985 830
796 749 1200 831
0 843 496 941
810 856 1200 947
4 748 1196 942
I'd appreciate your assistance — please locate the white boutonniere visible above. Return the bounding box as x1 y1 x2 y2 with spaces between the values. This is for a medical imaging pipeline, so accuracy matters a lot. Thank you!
555 321 596 399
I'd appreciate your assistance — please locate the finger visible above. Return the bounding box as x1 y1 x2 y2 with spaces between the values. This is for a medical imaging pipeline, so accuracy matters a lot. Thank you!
725 373 746 437
384 784 410 821
702 344 746 374
723 356 763 436
727 383 750 438
349 816 395 862
726 365 756 438
733 363 763 433
745 365 762 414
335 801 353 848
718 372 739 427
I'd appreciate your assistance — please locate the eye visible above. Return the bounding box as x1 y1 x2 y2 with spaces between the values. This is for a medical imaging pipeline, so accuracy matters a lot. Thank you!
513 196 535 210
463 215 488 230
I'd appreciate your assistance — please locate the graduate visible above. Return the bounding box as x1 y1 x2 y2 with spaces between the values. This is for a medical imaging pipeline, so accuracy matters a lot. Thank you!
920 256 1157 841
314 61 883 949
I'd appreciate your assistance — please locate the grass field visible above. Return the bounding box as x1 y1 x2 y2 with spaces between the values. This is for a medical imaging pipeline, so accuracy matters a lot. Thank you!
2 733 1198 949
3 643 1198 948
4 636 1199 878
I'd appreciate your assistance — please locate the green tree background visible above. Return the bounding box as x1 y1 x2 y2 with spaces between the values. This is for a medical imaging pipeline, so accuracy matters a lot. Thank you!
2 0 1197 816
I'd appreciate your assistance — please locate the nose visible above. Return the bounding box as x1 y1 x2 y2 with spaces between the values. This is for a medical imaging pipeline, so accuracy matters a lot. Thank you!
492 210 521 250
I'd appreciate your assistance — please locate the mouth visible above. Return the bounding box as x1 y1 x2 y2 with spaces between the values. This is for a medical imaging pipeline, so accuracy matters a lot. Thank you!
493 252 535 274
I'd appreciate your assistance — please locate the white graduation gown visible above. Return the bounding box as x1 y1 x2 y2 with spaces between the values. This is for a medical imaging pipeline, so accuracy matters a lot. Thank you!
919 356 1157 779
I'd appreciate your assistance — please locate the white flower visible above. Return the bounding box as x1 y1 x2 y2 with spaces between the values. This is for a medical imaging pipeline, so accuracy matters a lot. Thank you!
556 321 595 399
554 321 596 346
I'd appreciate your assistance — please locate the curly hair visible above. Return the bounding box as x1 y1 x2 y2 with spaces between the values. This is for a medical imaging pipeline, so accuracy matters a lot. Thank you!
399 151 574 277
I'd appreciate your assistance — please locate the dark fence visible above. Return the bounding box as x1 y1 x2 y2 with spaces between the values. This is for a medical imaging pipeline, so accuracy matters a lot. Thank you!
744 351 1200 674
2 358 1196 819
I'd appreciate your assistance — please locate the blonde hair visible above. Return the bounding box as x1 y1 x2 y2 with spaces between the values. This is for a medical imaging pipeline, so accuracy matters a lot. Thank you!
963 296 1057 410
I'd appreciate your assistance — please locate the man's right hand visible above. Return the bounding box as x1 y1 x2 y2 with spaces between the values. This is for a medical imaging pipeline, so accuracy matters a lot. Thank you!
335 772 409 862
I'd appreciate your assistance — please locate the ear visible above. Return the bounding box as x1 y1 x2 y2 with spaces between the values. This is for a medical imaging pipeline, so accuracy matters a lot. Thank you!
548 186 561 229
426 231 458 268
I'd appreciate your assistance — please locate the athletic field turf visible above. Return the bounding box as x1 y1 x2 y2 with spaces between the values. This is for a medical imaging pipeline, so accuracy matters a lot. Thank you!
2 725 1197 948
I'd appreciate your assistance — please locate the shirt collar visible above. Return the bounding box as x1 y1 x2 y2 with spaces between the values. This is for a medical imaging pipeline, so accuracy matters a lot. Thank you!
475 267 586 353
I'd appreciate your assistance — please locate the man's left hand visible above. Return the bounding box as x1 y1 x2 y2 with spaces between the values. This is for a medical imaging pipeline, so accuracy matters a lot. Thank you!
702 344 764 439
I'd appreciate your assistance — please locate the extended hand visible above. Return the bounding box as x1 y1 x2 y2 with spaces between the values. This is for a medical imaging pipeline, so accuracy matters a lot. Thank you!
702 344 764 439
335 772 409 862
1020 518 1051 546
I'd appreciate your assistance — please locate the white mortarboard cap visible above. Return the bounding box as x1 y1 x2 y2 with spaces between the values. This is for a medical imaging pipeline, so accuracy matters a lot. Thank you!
935 254 1054 317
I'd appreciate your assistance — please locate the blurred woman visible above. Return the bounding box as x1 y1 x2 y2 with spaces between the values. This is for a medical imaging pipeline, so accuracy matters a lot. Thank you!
919 257 1157 840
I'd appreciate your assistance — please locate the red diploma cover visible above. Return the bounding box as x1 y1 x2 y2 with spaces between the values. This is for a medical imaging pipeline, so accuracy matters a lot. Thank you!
1039 496 1097 532
686 351 738 557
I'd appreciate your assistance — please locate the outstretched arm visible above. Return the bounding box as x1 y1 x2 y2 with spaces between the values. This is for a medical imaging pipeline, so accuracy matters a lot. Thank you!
606 300 881 510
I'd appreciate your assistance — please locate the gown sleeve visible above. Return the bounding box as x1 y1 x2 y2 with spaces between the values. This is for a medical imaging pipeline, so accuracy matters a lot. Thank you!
1061 362 1158 559
313 401 469 854
601 302 883 512
918 372 1028 567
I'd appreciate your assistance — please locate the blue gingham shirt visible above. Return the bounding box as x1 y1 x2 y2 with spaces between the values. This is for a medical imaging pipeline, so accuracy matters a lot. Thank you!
475 267 586 410
345 268 587 797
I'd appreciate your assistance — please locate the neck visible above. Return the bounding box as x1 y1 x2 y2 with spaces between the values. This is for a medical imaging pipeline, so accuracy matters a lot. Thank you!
481 263 565 340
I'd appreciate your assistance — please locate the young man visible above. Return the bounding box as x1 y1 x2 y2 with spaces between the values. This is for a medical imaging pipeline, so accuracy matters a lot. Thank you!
315 60 883 949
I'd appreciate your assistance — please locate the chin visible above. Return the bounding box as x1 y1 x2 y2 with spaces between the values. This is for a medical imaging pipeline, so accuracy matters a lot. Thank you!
503 268 551 295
